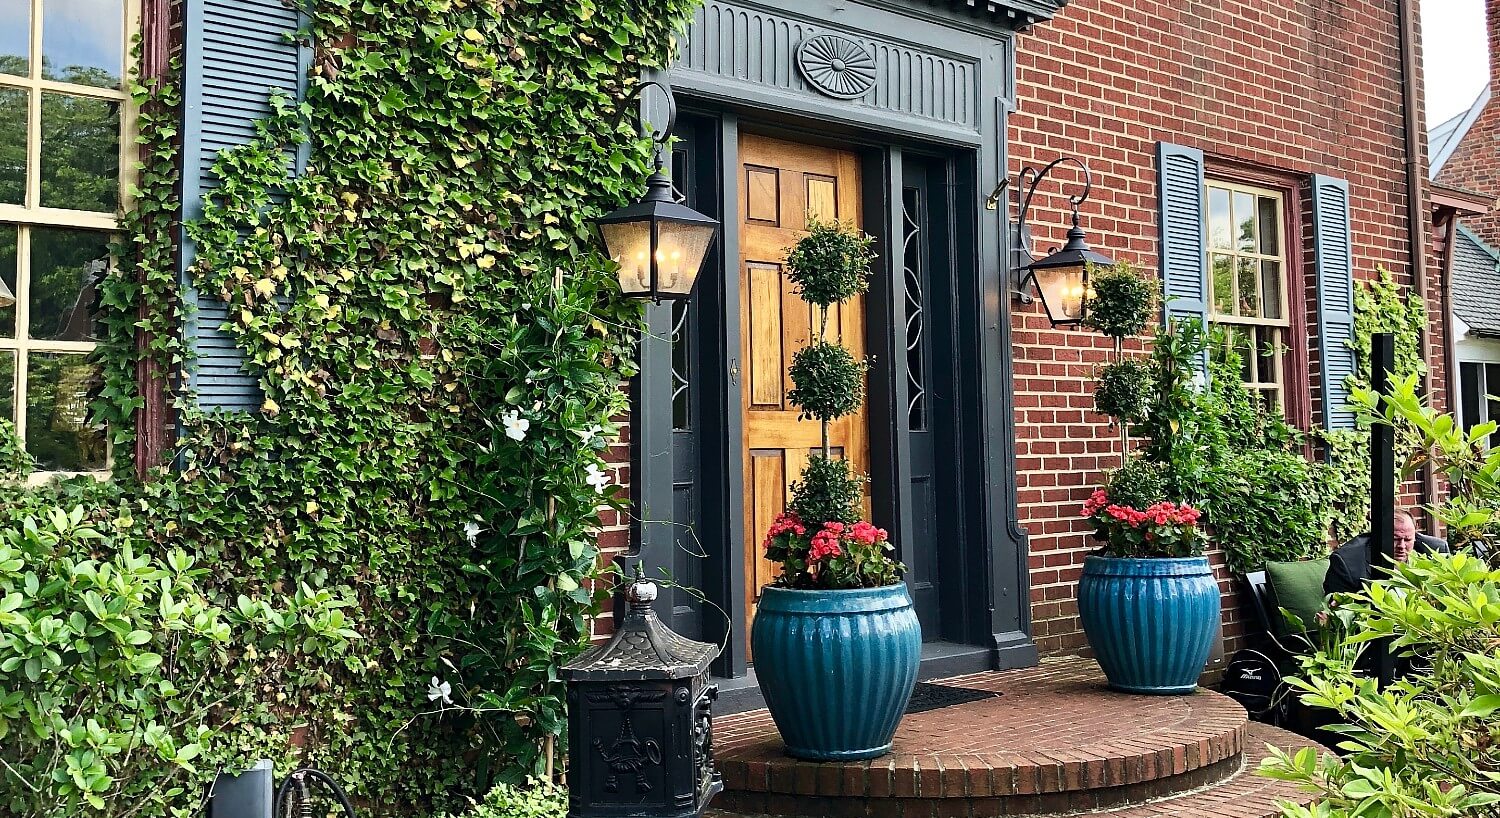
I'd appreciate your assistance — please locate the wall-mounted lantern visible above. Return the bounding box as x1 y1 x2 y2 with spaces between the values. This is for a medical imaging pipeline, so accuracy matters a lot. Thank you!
988 156 1113 327
594 81 720 302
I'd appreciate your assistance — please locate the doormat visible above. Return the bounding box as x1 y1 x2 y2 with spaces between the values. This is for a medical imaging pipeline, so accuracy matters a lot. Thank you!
904 683 1002 715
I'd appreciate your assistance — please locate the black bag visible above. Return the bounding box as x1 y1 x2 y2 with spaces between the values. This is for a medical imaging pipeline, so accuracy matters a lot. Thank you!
1222 648 1286 724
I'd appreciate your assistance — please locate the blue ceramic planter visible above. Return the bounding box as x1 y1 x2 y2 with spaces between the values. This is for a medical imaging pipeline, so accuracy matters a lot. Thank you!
1077 555 1219 695
751 584 921 761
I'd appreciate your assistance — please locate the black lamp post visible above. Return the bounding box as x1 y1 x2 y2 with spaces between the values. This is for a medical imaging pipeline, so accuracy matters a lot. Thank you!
594 82 720 302
989 156 1113 327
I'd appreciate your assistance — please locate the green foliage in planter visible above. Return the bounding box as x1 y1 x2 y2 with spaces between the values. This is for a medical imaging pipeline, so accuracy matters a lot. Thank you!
784 220 876 308
438 779 567 818
1094 359 1153 424
1106 458 1172 508
2 2 703 815
788 341 866 423
788 455 864 527
1084 261 1155 342
1260 552 1500 817
0 503 358 818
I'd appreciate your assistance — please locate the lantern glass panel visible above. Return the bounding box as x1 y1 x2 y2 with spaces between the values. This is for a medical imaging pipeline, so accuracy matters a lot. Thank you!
1034 263 1087 323
655 219 716 296
599 220 652 296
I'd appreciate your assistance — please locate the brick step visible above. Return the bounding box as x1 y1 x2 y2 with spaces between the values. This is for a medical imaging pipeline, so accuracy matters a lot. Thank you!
709 723 1321 818
711 658 1262 818
1064 723 1321 818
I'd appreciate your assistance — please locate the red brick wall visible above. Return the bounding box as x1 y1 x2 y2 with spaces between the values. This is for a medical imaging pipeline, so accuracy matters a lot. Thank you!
1436 2 1500 250
1008 0 1439 655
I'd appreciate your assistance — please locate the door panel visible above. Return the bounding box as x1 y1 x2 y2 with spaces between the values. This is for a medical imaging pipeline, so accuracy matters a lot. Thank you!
739 133 868 635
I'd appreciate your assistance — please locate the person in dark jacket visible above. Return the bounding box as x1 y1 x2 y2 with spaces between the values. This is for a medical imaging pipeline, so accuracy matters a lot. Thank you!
1324 510 1449 596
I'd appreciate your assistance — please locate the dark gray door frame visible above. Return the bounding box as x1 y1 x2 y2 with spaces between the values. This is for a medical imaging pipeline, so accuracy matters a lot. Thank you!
631 0 1040 687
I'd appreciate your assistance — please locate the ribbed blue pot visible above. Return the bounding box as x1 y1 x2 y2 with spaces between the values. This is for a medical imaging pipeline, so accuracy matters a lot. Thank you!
751 584 921 761
1077 556 1219 695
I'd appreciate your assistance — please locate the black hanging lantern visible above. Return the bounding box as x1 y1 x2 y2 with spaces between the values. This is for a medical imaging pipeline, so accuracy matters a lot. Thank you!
562 566 722 818
989 156 1114 327
594 82 720 302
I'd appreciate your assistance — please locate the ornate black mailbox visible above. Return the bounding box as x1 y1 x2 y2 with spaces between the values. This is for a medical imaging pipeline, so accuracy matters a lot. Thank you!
563 567 722 818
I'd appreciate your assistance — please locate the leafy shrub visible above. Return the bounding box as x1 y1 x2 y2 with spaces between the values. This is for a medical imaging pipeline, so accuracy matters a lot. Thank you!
784 220 876 308
438 779 567 818
1085 260 1155 341
1106 458 1172 508
1094 359 1153 423
787 341 866 422
1260 552 1500 816
0 504 358 816
1205 451 1330 574
788 455 864 528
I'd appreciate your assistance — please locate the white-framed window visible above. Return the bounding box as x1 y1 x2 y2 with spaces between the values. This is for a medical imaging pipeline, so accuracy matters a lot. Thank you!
1206 179 1289 412
1459 361 1500 448
1 0 137 474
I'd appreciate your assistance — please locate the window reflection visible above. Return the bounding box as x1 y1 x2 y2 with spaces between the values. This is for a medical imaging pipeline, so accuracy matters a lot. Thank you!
0 86 23 205
42 0 123 89
0 226 15 338
25 352 105 471
40 91 120 212
0 351 12 419
29 227 106 341
0 0 26 77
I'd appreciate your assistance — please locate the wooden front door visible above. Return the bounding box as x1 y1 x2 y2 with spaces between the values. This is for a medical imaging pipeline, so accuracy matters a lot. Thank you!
739 134 870 631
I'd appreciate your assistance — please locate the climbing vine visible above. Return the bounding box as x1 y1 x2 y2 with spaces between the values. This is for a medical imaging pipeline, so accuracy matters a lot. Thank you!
4 2 699 815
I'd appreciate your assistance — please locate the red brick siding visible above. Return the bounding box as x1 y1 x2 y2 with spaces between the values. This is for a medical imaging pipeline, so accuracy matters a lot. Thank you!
1009 0 1440 655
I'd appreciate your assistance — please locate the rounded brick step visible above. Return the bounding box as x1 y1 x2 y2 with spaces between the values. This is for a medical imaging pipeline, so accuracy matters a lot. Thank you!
712 659 1252 818
708 723 1323 818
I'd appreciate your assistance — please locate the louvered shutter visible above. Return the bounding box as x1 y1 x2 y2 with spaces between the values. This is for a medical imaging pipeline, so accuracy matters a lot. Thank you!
180 0 308 411
1156 142 1209 376
1312 175 1356 431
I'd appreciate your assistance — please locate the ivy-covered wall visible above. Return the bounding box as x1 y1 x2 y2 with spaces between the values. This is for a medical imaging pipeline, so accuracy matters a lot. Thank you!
2 1 698 814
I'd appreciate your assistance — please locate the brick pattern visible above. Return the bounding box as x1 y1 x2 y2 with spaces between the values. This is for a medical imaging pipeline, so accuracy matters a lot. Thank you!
1009 0 1441 656
707 658 1321 818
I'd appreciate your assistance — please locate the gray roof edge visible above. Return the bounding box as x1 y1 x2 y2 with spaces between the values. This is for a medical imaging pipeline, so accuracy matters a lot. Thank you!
1430 84 1492 180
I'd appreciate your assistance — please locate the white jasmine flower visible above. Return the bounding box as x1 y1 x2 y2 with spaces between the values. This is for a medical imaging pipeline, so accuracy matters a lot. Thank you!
585 463 612 494
574 424 603 444
463 520 481 545
502 410 530 441
427 677 452 706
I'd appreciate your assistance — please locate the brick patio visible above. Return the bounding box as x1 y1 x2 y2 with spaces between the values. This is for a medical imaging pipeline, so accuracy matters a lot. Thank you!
707 657 1321 817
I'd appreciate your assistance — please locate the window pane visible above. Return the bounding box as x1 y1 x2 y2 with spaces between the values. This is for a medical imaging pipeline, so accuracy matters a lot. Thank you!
1257 195 1279 254
0 86 25 205
0 225 15 338
1488 364 1500 443
0 0 26 76
1256 328 1280 386
25 352 105 471
40 91 119 211
42 0 123 88
1234 191 1256 253
1208 187 1232 250
0 349 12 421
1211 253 1235 314
1260 260 1282 320
28 227 106 341
1237 256 1258 316
1461 362 1483 434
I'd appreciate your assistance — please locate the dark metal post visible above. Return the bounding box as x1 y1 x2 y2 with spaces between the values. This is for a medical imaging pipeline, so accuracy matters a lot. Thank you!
1370 331 1397 690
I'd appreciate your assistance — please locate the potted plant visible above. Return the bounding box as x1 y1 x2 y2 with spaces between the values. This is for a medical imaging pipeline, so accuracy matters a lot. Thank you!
1077 487 1218 693
751 221 920 761
1077 268 1218 693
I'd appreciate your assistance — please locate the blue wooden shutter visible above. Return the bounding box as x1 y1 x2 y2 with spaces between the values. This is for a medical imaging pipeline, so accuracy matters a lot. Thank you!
1312 174 1356 430
180 0 308 411
1156 142 1209 376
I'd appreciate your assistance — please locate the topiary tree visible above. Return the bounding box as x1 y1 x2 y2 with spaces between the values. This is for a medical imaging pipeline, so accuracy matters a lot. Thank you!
1086 261 1157 451
761 221 902 588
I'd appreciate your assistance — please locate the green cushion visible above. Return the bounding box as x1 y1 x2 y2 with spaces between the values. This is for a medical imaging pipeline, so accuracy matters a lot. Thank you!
1264 558 1330 636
